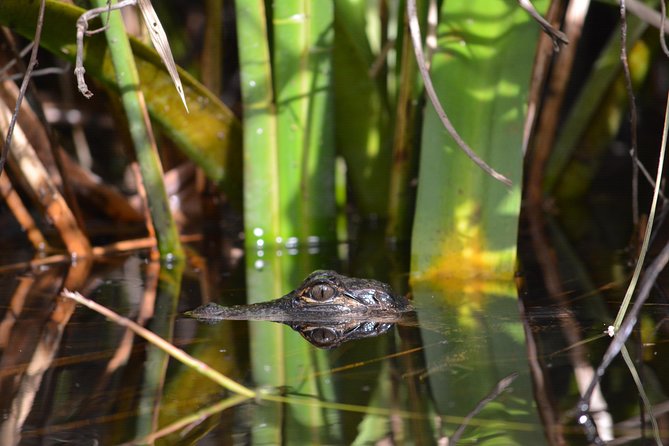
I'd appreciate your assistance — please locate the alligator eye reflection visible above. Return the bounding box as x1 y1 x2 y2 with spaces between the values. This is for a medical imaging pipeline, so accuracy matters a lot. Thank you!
310 284 335 301
307 328 338 346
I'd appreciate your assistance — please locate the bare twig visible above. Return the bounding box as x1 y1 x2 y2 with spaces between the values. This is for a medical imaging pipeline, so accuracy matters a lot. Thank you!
3 65 70 82
626 0 669 34
660 0 669 58
75 0 188 111
405 0 512 187
0 234 202 275
518 0 569 50
0 0 46 175
75 0 136 98
0 42 33 79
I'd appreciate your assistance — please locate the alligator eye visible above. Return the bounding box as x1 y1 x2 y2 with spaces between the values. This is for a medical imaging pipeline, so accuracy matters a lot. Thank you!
310 284 335 301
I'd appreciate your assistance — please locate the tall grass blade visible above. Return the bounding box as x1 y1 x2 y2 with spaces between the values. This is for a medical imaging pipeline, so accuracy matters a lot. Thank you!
613 89 669 329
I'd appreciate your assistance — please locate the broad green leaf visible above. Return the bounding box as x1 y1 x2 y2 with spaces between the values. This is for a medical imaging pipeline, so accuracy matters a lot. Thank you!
411 0 544 280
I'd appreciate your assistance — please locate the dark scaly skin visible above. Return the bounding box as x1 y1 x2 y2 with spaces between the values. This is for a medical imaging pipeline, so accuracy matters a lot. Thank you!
185 270 414 348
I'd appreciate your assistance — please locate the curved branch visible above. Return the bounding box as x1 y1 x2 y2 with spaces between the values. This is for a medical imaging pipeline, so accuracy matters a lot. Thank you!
406 0 512 187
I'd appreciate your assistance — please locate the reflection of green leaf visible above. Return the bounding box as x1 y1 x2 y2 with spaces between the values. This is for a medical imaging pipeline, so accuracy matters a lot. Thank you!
411 0 542 278
0 0 241 191
413 283 543 445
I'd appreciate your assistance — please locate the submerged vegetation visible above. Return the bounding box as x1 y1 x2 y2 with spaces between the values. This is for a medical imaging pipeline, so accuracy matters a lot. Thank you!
1 0 669 443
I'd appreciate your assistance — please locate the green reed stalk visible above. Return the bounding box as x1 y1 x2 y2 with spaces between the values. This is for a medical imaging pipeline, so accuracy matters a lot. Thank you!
235 0 280 250
273 5 342 432
136 262 184 439
235 1 283 442
237 2 339 439
91 0 182 259
274 1 336 244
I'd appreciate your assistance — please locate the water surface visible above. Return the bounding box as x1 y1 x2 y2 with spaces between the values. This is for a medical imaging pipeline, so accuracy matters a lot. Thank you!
0 238 665 445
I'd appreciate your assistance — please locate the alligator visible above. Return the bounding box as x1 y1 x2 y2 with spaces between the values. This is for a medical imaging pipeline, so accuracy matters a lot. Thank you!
186 270 415 349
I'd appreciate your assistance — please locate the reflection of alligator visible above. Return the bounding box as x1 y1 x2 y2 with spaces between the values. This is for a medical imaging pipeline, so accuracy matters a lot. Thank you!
186 270 415 349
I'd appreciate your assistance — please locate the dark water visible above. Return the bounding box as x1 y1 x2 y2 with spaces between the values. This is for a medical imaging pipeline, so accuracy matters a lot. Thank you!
0 235 667 445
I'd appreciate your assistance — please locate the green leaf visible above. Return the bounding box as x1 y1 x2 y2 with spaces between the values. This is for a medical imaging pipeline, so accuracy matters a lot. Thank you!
411 0 543 280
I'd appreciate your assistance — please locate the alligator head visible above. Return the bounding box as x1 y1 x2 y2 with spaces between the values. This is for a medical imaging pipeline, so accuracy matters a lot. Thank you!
186 270 414 348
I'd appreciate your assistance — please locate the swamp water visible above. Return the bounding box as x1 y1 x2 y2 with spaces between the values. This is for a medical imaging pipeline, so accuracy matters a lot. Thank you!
0 236 667 445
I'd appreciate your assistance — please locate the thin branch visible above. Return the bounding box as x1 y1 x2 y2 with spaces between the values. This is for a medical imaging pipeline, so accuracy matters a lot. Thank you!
74 0 136 99
3 65 70 82
75 0 188 111
626 0 669 34
0 42 34 79
0 0 46 175
518 0 569 50
406 0 512 187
